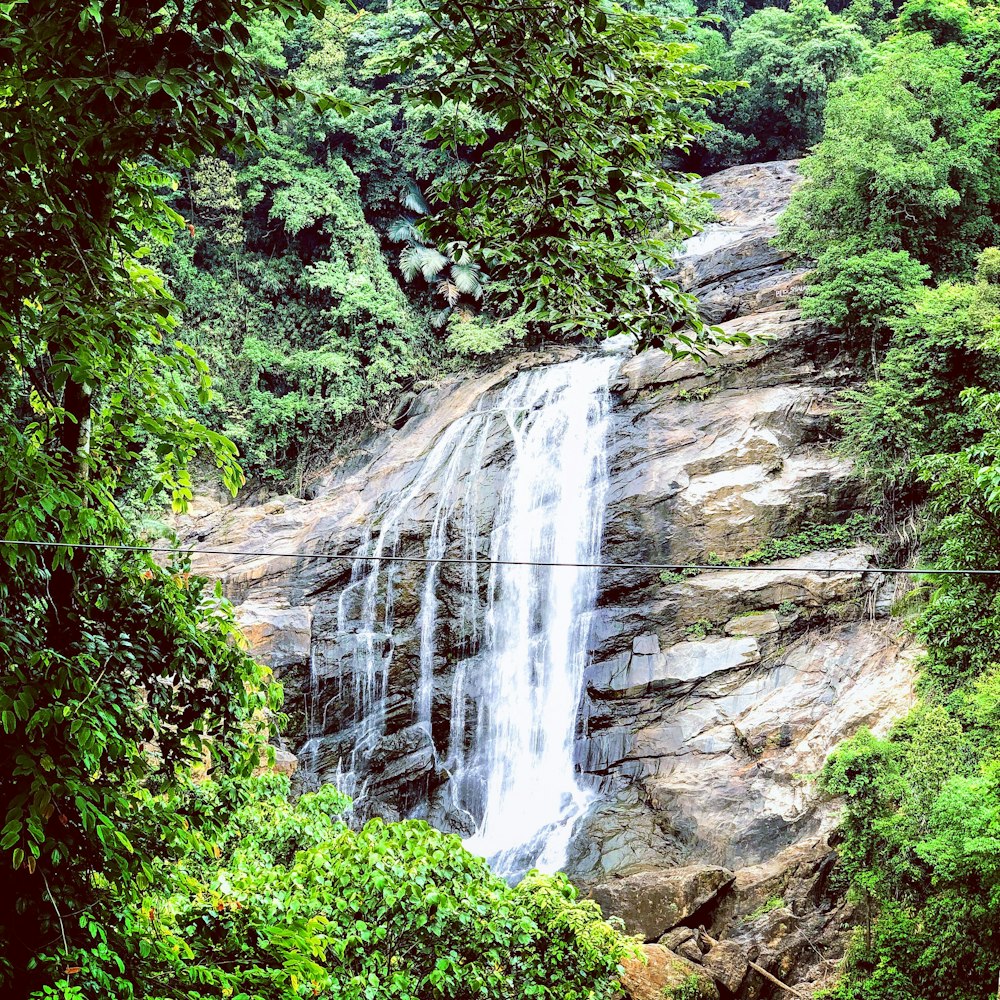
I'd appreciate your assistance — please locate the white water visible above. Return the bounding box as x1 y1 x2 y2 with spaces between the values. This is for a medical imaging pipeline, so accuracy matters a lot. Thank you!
311 352 619 873
456 358 617 872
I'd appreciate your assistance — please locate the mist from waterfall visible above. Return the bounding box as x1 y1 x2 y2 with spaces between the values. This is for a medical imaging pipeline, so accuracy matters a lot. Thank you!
310 352 619 873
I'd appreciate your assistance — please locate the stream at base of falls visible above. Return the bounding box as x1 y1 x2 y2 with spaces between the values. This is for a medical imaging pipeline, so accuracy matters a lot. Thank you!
302 349 622 875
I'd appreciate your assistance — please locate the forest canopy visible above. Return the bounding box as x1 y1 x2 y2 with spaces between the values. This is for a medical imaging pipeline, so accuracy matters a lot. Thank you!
0 0 732 996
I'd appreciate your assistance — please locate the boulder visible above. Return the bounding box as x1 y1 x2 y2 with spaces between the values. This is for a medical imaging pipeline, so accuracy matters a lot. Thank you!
589 636 761 698
724 611 780 637
621 945 719 1000
591 864 734 941
703 940 748 993
659 926 705 965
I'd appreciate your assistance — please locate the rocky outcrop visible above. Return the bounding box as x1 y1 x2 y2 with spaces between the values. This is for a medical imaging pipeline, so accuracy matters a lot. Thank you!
590 864 734 941
181 159 916 995
621 945 720 1000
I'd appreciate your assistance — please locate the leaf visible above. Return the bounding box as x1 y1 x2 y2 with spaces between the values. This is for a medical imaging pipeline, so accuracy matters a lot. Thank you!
417 248 450 280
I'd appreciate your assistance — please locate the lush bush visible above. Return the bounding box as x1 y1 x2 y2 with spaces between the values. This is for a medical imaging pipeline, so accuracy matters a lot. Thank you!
156 6 439 485
681 0 871 170
37 777 638 1000
735 513 875 564
778 32 1000 277
800 246 931 358
839 252 1000 506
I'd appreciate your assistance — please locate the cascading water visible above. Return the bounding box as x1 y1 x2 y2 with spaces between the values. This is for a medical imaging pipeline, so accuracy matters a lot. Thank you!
309 351 620 873
454 358 616 872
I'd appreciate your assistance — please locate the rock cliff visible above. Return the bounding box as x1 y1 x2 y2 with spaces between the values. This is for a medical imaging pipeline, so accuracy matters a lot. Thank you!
182 160 915 997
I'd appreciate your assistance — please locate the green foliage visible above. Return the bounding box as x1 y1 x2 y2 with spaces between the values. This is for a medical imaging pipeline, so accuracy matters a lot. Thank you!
41 777 638 999
778 31 1000 277
735 514 875 564
685 618 716 639
0 0 325 992
841 0 898 42
897 0 972 44
397 0 748 356
665 975 708 1000
810 176 1000 1000
748 896 785 919
3 3 708 996
718 0 871 162
839 256 1000 506
800 247 931 356
820 713 1000 1000
156 6 440 484
677 0 871 171
163 0 747 484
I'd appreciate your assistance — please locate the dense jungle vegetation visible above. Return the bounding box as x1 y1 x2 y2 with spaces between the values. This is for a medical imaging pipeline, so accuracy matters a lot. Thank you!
6 0 1000 998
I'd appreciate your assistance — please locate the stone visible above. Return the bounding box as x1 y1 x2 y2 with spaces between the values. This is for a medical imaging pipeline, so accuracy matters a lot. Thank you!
724 611 780 637
659 927 704 964
621 945 719 1000
590 864 735 941
703 940 748 993
236 602 312 670
271 747 298 777
633 633 661 655
590 636 761 697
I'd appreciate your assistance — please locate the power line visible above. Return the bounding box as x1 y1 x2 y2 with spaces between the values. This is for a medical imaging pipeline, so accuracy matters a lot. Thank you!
0 536 994 576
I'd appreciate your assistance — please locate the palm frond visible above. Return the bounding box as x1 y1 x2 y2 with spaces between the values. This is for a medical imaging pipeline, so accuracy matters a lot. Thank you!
450 262 483 299
417 247 450 280
431 306 453 329
399 244 423 282
388 217 422 245
437 279 461 306
400 180 430 215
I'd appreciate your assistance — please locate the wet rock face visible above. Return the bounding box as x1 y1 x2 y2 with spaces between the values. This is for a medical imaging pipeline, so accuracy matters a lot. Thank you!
182 159 915 990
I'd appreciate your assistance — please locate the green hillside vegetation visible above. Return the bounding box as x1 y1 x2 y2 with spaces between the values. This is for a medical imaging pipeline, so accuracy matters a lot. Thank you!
776 2 1000 997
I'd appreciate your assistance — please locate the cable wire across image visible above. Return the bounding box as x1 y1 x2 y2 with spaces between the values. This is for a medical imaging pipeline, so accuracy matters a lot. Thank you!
0 537 996 576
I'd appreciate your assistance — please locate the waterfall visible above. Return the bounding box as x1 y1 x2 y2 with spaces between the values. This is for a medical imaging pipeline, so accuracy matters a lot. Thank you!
315 352 619 873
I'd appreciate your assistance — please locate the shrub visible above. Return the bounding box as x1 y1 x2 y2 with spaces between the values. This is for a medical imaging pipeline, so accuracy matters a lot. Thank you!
39 777 638 1000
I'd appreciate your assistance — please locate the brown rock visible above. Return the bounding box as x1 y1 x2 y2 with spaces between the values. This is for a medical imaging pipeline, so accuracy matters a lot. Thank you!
591 864 734 941
659 926 704 964
236 601 312 669
621 945 719 1000
703 940 748 993
271 747 298 777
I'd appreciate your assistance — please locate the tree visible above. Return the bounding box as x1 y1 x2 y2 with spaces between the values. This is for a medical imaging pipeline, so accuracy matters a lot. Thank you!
677 0 870 171
0 0 334 992
396 0 747 355
799 245 931 361
723 0 871 160
778 32 1000 276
